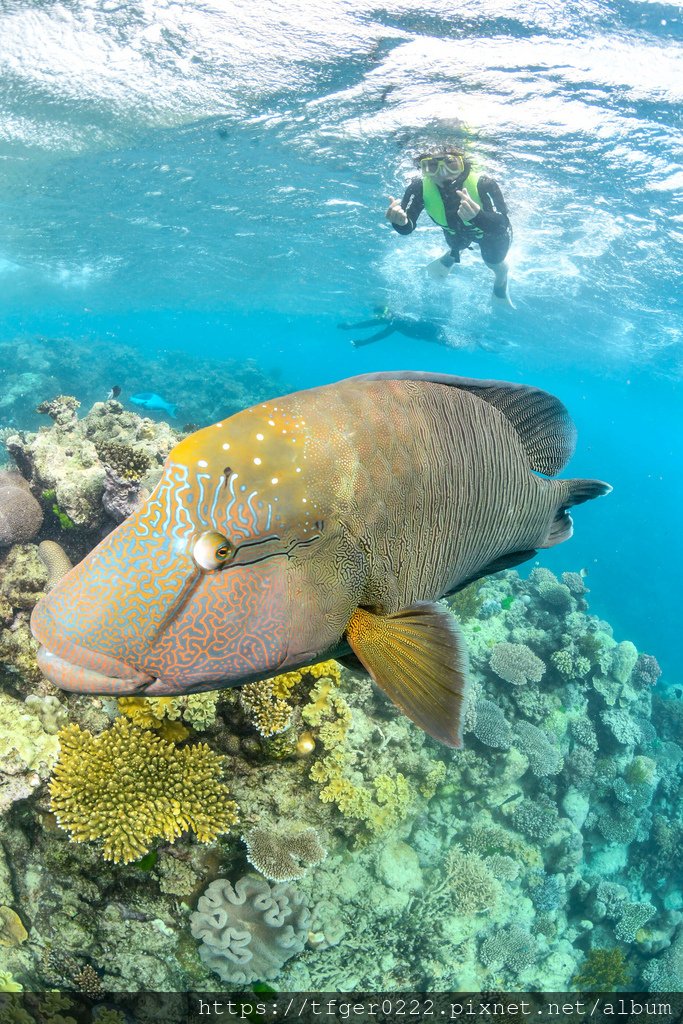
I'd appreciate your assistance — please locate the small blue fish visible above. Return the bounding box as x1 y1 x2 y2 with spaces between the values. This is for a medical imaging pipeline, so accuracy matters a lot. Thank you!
129 392 178 418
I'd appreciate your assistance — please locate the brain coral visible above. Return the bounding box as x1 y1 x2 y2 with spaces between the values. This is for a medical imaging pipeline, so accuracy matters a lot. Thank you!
190 875 310 984
490 643 545 686
0 473 43 545
49 718 238 863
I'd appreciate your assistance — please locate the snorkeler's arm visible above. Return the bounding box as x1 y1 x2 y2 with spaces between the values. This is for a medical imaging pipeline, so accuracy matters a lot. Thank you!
390 179 423 235
352 326 395 346
471 176 510 233
338 319 385 330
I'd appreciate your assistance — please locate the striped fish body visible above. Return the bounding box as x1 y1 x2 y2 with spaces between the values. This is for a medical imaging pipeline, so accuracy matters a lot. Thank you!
319 376 574 614
31 372 610 746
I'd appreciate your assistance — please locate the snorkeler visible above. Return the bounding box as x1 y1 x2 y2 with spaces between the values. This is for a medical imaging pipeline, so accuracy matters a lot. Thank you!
338 308 452 348
386 148 512 303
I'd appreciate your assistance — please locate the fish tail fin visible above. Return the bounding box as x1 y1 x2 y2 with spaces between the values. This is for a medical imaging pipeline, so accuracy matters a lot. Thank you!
541 478 612 548
345 602 469 748
169 404 178 418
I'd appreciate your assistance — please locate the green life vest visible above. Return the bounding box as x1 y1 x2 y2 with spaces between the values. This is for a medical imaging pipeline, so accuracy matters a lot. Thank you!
422 171 484 239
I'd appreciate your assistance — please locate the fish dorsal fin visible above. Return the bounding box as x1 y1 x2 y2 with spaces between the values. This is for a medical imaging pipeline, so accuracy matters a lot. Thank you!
345 602 469 748
350 370 577 476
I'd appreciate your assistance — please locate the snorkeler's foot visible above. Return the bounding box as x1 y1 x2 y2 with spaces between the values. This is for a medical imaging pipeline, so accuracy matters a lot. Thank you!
427 253 456 280
492 280 515 309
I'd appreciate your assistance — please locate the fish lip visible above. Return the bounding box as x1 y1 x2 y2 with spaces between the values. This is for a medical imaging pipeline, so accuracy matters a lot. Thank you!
31 600 155 693
36 645 156 695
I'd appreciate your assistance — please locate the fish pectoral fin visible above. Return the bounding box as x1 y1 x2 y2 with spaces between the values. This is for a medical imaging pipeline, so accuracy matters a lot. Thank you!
345 603 469 748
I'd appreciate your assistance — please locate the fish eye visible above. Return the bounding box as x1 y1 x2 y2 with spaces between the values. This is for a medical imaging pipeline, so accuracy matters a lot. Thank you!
192 531 235 571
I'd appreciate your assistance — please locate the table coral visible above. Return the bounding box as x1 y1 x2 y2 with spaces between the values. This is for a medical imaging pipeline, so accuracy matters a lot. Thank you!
242 823 326 881
49 718 239 863
490 642 545 686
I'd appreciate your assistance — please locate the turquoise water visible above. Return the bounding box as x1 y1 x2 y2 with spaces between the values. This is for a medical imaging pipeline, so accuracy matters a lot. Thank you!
1 0 680 678
1 0 683 998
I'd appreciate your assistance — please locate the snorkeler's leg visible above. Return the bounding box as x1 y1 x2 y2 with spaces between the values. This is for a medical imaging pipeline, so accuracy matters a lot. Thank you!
350 326 394 348
481 230 513 306
485 259 510 299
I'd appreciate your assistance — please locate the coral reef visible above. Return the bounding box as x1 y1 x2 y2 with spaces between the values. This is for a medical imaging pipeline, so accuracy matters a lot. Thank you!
0 521 677 994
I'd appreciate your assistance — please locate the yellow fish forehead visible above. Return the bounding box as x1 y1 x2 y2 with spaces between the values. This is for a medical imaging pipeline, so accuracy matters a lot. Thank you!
168 400 322 540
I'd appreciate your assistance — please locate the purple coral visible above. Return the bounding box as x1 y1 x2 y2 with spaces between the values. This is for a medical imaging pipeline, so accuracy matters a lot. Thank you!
0 473 43 545
632 653 662 688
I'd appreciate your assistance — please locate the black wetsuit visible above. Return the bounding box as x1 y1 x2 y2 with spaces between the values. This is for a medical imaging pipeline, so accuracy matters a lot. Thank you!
393 171 512 264
338 314 449 348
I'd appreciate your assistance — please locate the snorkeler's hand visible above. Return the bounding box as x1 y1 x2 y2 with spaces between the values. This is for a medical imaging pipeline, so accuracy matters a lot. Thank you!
386 196 408 226
456 189 480 222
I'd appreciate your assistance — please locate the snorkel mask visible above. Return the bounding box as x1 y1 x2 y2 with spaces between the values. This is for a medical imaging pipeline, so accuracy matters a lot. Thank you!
417 152 465 176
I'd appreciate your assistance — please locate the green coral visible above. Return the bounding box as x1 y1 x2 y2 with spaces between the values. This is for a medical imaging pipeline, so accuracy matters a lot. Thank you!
95 440 152 482
49 718 239 863
572 948 630 991
447 582 484 620
41 489 75 530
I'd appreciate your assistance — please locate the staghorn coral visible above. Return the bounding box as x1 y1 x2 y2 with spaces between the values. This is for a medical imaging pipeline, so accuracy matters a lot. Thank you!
49 718 238 863
240 679 293 737
510 798 560 842
242 824 326 882
600 708 642 747
443 845 501 914
240 660 342 739
642 932 683 990
446 582 484 620
190 875 310 984
0 471 43 545
118 692 220 737
490 642 545 686
37 539 73 591
529 872 566 912
529 567 572 612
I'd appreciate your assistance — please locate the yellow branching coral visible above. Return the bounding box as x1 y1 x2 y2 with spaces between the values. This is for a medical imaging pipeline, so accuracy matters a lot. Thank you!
304 671 415 836
118 692 219 736
239 680 293 737
49 718 238 864
240 660 343 738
